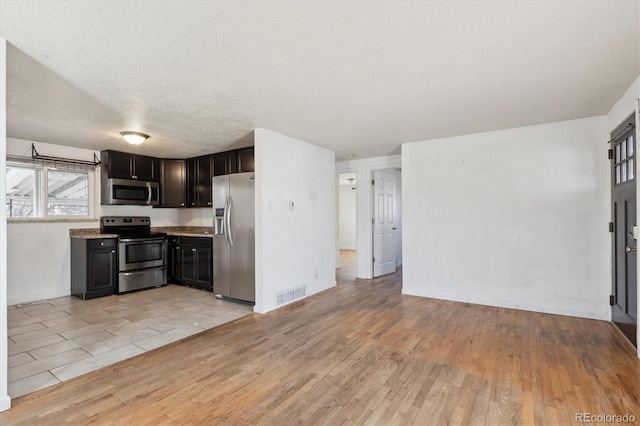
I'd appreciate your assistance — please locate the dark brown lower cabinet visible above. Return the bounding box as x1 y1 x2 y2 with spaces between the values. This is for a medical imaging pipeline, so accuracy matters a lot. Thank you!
168 237 182 283
71 238 118 299
169 236 212 291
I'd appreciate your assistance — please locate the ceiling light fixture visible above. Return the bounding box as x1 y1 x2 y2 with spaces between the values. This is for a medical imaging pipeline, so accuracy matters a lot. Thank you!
120 131 149 145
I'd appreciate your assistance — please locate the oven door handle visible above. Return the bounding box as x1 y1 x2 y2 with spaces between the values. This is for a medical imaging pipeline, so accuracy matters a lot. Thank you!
119 238 166 243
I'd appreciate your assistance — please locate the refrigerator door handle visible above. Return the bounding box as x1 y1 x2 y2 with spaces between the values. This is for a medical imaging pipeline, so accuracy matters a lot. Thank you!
223 195 231 248
227 196 234 247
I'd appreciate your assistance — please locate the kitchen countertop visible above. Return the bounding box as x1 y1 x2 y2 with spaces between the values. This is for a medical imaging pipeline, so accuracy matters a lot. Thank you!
69 229 118 239
70 226 214 239
153 226 213 238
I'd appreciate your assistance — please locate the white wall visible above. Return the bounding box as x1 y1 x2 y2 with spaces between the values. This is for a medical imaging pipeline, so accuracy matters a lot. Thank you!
339 184 356 250
605 75 640 356
178 208 213 227
1 37 12 412
607 76 639 132
6 138 182 305
254 128 336 314
336 155 401 278
402 117 610 320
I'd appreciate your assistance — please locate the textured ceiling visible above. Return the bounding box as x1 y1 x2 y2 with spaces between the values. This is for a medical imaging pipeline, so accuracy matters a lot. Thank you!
1 1 638 160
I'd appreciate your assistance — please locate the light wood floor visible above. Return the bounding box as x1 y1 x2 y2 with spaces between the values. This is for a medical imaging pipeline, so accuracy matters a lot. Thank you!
1 251 639 424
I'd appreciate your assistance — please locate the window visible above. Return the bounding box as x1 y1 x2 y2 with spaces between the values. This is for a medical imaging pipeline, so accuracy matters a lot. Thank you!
614 135 635 185
6 162 91 218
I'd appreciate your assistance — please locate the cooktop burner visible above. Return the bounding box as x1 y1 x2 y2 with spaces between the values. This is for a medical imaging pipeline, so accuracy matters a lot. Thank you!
100 216 166 239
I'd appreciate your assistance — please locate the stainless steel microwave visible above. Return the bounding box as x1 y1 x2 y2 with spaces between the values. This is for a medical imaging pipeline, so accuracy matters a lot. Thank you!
102 178 160 206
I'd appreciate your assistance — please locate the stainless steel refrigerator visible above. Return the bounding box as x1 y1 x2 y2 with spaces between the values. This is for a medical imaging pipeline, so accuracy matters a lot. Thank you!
213 172 255 302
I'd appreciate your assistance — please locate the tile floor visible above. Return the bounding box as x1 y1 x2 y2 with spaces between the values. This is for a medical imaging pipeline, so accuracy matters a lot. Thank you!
7 285 253 397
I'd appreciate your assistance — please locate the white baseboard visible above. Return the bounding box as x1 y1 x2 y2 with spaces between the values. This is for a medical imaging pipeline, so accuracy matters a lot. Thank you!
254 280 337 314
0 394 11 412
401 285 609 321
8 289 71 307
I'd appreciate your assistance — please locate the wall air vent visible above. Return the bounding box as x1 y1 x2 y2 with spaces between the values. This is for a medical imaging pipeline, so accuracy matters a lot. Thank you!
276 286 307 306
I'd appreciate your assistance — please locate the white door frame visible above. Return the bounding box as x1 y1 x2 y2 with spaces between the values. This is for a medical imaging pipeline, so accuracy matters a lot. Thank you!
336 155 401 279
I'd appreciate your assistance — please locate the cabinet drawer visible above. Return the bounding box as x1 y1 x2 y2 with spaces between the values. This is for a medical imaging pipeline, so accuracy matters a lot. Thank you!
181 237 212 248
87 238 117 250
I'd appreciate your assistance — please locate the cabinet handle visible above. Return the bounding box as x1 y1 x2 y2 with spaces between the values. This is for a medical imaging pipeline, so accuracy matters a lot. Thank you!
192 248 197 252
181 203 184 206
111 250 116 253
207 202 212 205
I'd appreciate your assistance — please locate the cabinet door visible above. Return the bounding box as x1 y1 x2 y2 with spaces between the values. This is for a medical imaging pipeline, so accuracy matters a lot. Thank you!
186 158 196 207
226 151 238 174
181 245 197 284
106 151 133 179
134 155 158 181
195 248 212 288
211 153 227 177
87 249 116 293
236 147 254 173
168 237 182 282
196 155 212 207
160 160 186 207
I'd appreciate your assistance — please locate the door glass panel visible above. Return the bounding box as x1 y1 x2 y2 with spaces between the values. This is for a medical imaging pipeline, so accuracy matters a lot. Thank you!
629 159 634 180
616 165 621 184
628 136 634 157
621 162 627 182
622 142 627 160
616 144 621 162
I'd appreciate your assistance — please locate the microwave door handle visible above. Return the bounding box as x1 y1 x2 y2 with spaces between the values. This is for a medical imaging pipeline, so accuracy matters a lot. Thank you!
146 182 152 205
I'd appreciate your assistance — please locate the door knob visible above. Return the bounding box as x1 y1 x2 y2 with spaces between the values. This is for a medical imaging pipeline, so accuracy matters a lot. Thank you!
625 246 637 253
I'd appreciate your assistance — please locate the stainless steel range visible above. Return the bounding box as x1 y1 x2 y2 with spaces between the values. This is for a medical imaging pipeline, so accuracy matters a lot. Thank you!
100 216 167 293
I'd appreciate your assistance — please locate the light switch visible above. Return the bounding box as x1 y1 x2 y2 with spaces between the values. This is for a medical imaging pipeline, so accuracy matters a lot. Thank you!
633 225 638 240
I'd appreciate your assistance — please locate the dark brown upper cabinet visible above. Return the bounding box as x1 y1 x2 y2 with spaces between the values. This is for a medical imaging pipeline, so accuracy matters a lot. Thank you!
212 151 237 176
158 159 186 208
236 147 255 173
101 150 160 182
186 155 212 207
212 147 254 176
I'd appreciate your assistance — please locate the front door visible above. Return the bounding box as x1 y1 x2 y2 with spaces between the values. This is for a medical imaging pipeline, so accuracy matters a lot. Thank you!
373 169 397 277
611 113 637 347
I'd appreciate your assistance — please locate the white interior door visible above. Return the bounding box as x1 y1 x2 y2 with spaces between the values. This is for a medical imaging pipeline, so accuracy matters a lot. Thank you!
373 169 397 277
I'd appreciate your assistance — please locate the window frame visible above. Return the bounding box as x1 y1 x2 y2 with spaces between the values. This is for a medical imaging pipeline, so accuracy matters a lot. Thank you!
6 160 97 222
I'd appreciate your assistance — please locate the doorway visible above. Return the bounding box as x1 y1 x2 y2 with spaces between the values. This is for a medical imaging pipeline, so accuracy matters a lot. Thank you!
338 172 357 280
335 159 402 281
611 113 637 347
